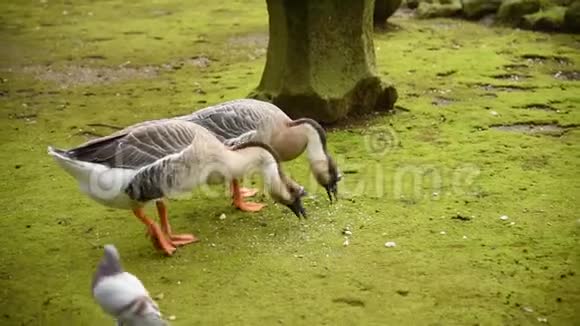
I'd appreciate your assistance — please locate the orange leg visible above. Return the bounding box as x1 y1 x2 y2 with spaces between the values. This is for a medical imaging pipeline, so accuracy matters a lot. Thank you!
156 201 199 247
231 179 266 212
239 187 259 198
133 208 176 256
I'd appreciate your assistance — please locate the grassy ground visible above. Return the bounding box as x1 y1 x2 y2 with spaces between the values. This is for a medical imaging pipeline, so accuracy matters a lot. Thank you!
1 1 579 325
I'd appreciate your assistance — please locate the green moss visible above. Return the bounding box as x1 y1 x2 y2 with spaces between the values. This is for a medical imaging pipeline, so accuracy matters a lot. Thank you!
461 0 503 19
522 6 567 31
416 1 463 18
497 0 542 25
1 0 580 325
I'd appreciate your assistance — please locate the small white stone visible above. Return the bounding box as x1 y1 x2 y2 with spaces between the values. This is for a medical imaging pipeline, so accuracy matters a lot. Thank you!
177 281 181 285
168 315 176 321
537 317 547 323
490 110 499 116
62 10 68 15
343 237 350 247
219 213 226 220
440 231 446 235
500 215 509 221
384 241 396 248
510 222 516 226
522 306 534 313
343 230 352 236
462 235 468 239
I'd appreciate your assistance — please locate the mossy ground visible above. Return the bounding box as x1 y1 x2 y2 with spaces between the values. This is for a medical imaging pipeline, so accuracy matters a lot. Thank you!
1 1 579 325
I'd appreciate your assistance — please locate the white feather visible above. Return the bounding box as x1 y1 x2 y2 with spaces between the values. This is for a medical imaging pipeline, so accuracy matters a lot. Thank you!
93 272 149 316
48 147 137 209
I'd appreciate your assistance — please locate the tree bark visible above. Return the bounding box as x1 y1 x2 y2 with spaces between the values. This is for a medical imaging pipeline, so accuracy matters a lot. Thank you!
250 0 397 123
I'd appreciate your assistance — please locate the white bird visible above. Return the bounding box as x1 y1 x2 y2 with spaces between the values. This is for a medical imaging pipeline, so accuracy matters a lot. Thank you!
92 245 167 326
48 119 307 255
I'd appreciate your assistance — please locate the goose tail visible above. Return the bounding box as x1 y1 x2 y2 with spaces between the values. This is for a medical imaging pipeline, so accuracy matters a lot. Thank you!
48 145 105 183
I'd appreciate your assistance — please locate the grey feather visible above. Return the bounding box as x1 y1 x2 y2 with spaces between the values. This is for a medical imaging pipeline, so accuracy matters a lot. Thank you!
92 245 123 291
63 120 199 169
183 99 289 143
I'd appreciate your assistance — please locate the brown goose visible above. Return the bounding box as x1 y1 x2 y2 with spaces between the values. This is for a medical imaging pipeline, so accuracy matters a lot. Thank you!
48 119 307 256
178 99 341 211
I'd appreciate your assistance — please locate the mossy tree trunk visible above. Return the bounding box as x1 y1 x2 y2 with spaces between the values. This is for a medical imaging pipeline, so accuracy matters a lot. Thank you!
250 0 398 123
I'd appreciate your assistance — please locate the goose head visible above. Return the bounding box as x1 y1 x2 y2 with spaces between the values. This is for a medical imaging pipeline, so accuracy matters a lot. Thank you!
288 119 342 203
231 141 308 218
310 154 341 203
270 172 308 218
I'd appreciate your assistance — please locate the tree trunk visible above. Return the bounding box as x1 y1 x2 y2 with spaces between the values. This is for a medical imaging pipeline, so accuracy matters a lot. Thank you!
250 0 398 123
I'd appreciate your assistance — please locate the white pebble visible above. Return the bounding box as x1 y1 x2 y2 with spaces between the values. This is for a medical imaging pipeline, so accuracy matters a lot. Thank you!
537 317 547 323
343 237 350 246
168 315 176 321
510 222 516 226
500 215 509 221
490 110 499 116
384 241 396 248
462 235 468 239
343 230 352 236
522 306 534 313
440 231 446 235
219 213 226 220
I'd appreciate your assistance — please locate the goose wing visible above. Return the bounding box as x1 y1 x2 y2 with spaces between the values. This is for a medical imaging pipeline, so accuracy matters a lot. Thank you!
64 120 202 169
183 99 287 142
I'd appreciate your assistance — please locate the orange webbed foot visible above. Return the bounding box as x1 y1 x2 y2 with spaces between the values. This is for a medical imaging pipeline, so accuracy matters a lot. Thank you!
155 200 200 248
168 234 199 246
231 180 266 212
145 223 177 256
234 200 266 212
239 187 259 198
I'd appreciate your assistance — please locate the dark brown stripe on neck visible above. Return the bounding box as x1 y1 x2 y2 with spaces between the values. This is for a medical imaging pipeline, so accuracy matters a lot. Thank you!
230 141 281 164
230 141 285 179
287 118 327 151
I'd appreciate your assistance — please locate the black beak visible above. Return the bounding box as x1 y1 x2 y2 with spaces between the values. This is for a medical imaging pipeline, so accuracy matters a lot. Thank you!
286 198 307 219
324 182 338 203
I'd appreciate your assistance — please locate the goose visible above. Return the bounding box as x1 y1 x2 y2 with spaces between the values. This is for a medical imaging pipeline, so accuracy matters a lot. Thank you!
48 119 307 256
177 99 342 210
92 244 168 325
